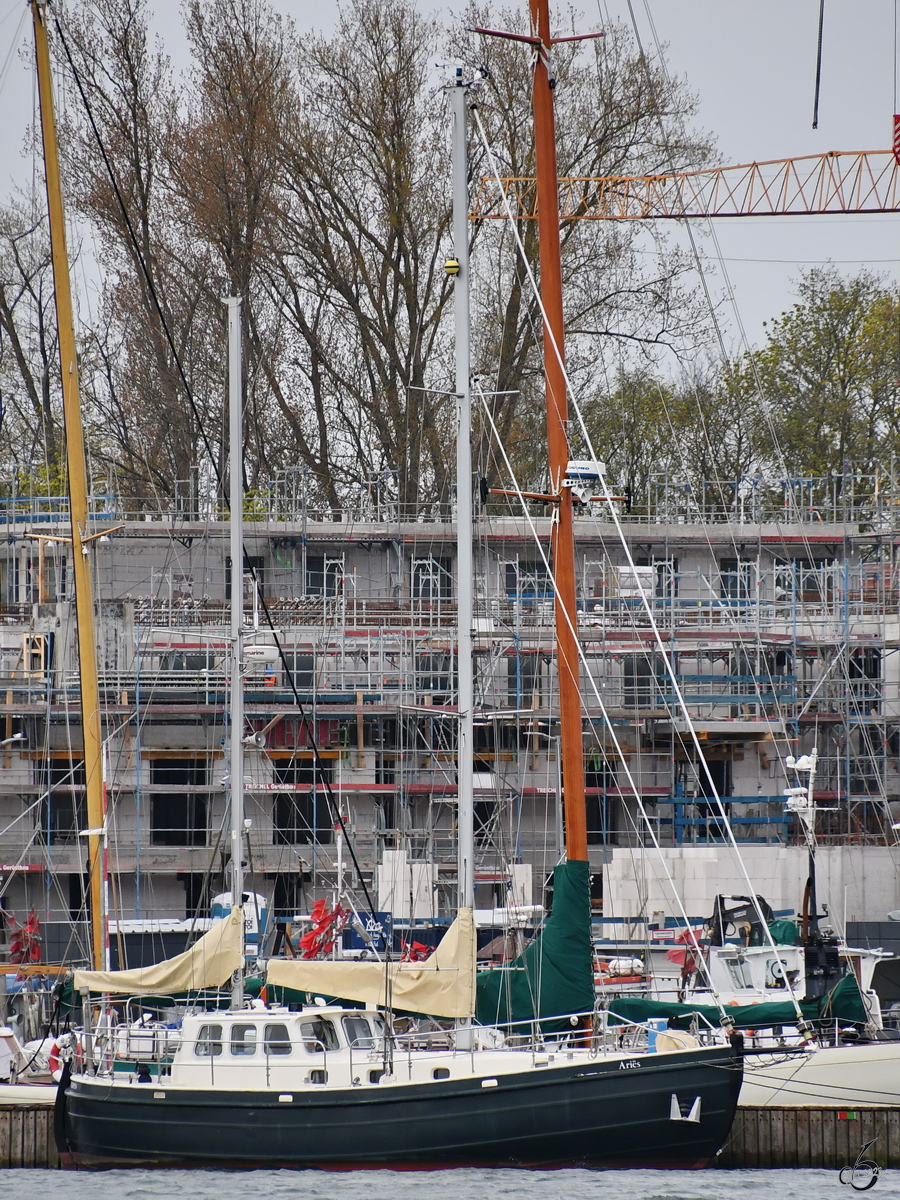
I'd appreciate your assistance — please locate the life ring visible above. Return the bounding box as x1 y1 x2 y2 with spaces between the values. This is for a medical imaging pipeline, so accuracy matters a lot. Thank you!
48 1042 61 1081
49 1036 82 1081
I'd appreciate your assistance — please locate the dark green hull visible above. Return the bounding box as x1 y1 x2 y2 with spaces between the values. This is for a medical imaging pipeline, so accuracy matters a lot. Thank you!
58 1045 742 1169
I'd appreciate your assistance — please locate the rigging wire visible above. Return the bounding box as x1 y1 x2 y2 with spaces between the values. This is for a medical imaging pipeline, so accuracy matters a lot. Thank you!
50 14 221 498
474 379 730 1017
48 11 379 923
0 5 27 101
812 0 826 130
470 103 809 1024
634 0 900 924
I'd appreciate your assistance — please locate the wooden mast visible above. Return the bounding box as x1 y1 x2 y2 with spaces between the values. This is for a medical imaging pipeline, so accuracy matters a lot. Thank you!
32 0 107 969
529 0 587 861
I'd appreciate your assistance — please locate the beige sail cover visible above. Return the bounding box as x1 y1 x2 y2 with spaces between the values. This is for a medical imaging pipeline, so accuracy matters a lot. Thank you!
73 906 244 994
266 907 476 1019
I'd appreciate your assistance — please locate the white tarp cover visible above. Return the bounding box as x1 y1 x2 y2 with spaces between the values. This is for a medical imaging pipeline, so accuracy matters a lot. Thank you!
266 907 476 1019
73 906 244 994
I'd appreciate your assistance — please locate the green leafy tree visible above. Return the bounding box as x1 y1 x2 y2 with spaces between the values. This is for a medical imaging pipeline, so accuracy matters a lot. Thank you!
580 368 676 512
739 267 900 485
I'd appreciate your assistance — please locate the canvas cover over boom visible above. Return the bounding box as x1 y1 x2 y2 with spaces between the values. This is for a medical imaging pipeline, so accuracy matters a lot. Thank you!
73 906 244 994
266 907 476 1019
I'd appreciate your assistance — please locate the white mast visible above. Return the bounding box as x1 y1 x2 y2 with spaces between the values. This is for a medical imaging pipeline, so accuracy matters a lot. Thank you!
227 295 245 1009
450 73 474 919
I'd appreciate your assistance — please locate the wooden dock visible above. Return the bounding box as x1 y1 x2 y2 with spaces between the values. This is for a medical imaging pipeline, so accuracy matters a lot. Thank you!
718 1107 900 1169
1 1100 899 1170
0 1105 59 1168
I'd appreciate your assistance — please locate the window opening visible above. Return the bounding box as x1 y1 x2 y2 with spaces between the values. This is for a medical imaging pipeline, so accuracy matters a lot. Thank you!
342 1015 374 1049
264 1024 292 1056
272 761 334 845
195 1024 223 1056
230 1024 257 1056
37 759 85 844
150 758 208 846
300 1019 338 1052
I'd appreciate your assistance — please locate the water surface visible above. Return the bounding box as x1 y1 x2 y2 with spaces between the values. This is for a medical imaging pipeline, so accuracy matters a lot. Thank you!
4 1168 898 1200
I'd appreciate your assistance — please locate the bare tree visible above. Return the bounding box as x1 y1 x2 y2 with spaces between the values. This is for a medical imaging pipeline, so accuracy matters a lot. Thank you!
49 0 715 510
59 0 220 507
269 0 455 511
171 0 299 494
0 198 61 486
455 7 714 489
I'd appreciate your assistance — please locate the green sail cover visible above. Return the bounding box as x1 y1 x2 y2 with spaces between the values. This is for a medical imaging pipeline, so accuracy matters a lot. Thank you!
607 971 868 1030
475 859 595 1027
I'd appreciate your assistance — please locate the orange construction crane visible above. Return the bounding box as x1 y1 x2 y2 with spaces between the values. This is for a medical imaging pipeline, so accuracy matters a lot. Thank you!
472 149 900 221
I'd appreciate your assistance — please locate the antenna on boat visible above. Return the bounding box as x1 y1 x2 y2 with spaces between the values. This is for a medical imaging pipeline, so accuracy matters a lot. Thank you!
471 2 594 862
226 295 246 1009
31 0 108 970
448 65 476 1048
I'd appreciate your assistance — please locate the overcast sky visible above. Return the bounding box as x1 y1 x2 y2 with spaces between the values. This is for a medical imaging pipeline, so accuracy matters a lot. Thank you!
0 0 897 356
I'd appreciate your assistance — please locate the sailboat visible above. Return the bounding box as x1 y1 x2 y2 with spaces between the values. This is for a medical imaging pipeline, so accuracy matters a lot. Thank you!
49 2 743 1169
601 744 900 1109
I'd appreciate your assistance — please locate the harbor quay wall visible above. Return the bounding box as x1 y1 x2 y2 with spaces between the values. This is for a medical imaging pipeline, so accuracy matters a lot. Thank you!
0 1100 898 1171
0 1104 58 1168
717 1106 900 1170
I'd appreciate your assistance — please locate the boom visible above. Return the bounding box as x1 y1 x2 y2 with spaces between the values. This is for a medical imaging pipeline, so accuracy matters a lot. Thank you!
472 149 900 220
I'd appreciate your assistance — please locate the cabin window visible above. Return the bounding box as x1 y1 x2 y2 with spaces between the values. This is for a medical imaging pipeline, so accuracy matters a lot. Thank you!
299 1019 338 1053
368 1069 384 1083
230 1024 257 1056
342 1015 374 1049
307 1069 327 1084
765 957 797 989
724 958 753 989
194 1024 223 1056
264 1024 292 1056
432 1067 450 1080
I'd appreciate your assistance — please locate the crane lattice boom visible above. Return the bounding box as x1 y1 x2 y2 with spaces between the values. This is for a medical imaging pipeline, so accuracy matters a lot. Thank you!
472 149 900 220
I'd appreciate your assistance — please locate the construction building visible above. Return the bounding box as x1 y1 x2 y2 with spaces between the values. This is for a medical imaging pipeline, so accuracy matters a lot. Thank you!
0 472 898 962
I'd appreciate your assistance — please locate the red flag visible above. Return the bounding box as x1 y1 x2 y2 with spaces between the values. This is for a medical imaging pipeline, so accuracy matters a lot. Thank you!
299 898 348 958
400 940 433 962
8 908 42 965
665 926 703 968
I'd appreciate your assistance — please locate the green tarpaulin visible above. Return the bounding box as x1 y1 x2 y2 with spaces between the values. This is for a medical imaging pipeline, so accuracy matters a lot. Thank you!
768 919 800 946
475 859 595 1027
607 971 868 1030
